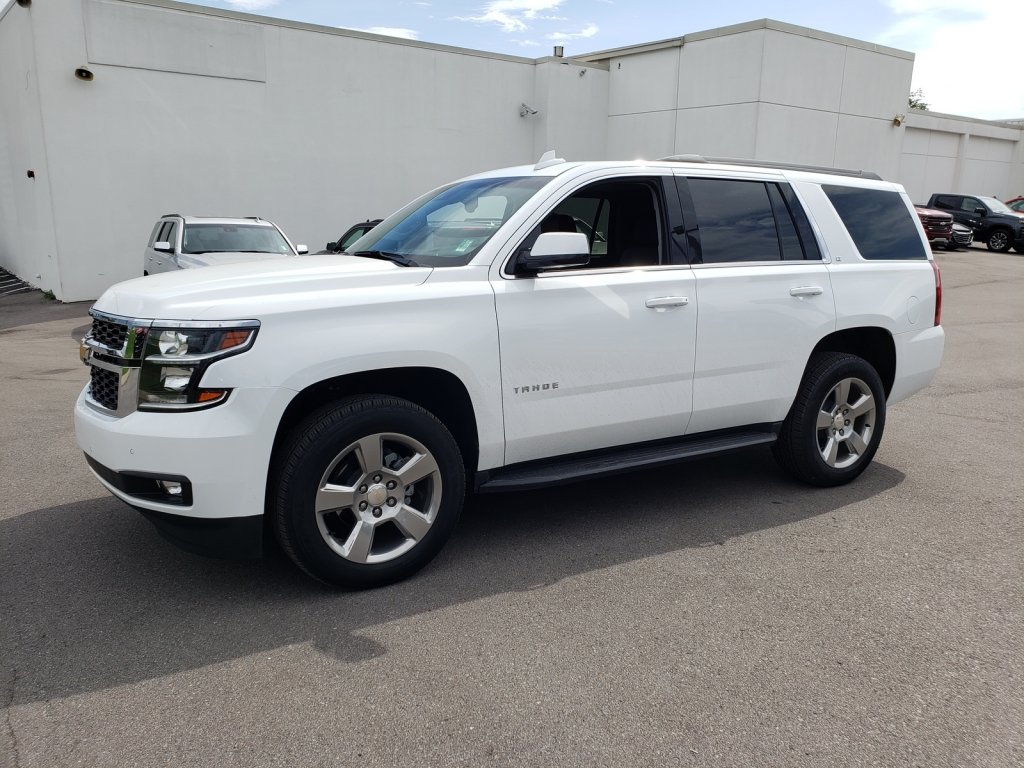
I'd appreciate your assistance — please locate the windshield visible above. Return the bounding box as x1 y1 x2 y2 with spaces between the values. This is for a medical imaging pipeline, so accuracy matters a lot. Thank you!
349 176 549 267
182 224 293 255
980 197 1013 214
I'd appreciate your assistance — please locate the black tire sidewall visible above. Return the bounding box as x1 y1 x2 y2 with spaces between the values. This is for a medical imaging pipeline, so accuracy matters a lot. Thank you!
780 354 887 487
275 398 465 588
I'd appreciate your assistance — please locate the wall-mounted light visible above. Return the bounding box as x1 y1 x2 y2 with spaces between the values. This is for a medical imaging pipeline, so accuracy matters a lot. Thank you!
75 66 94 82
519 103 538 118
892 113 906 127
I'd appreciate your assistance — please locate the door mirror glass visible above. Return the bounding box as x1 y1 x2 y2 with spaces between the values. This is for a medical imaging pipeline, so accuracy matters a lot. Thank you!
520 232 591 271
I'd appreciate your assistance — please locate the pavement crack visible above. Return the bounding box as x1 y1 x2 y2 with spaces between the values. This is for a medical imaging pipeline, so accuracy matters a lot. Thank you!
2 667 21 768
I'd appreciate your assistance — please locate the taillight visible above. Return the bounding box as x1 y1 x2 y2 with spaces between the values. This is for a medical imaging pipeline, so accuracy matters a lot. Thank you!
931 260 942 326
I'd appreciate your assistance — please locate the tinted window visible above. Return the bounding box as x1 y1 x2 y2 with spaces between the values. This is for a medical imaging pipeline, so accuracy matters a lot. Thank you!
688 179 780 263
961 197 982 213
823 185 928 260
931 195 959 211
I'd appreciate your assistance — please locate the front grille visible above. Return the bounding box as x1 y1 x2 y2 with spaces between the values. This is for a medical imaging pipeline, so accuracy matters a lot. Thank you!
89 366 120 411
91 317 128 350
952 230 973 245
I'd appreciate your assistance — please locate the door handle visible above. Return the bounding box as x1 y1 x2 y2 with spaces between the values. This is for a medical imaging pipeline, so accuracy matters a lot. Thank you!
789 286 823 297
645 296 689 310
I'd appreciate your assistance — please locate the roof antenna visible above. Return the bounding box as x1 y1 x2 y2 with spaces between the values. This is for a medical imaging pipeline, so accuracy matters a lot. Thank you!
534 150 565 170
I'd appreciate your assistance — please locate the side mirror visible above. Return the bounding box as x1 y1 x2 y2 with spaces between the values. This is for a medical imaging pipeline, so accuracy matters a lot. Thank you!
974 208 986 216
153 241 172 253
326 241 337 252
519 232 591 271
296 244 309 255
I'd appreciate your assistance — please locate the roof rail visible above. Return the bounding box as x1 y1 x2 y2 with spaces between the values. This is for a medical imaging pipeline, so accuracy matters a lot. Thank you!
659 154 883 181
244 216 263 221
161 213 182 218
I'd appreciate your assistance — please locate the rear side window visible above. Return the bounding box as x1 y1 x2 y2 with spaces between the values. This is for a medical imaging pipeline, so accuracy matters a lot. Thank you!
684 178 819 263
823 185 927 260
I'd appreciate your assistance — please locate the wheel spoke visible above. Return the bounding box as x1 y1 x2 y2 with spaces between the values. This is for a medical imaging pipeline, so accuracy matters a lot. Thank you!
835 378 851 408
315 484 356 513
395 451 439 487
816 409 834 429
344 520 374 563
354 435 384 474
847 431 868 456
394 504 431 541
848 392 874 419
822 437 839 466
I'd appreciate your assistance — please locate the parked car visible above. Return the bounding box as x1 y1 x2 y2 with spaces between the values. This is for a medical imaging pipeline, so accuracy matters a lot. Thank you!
914 205 953 248
949 222 974 250
926 194 1024 252
1005 196 1024 214
78 154 944 588
318 219 382 254
144 215 307 275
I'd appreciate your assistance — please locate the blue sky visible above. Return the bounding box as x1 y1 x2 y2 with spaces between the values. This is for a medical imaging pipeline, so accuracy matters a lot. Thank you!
196 0 1022 120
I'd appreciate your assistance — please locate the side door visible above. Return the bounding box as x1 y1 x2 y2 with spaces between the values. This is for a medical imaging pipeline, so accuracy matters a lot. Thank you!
491 173 698 464
675 173 837 434
956 195 987 235
145 221 167 274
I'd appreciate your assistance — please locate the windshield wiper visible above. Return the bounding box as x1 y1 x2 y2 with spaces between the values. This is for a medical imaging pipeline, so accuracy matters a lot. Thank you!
349 250 420 267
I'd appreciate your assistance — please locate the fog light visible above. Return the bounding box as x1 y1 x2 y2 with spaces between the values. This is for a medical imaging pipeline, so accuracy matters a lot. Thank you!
158 480 183 497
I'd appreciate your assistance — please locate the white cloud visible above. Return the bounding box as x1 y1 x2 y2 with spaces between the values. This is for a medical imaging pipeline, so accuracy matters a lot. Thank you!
223 0 280 10
513 39 542 47
881 0 1024 120
453 0 565 33
546 24 597 41
361 26 420 40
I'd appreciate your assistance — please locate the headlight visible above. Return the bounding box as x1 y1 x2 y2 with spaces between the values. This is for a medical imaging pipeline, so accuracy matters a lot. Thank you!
138 322 259 410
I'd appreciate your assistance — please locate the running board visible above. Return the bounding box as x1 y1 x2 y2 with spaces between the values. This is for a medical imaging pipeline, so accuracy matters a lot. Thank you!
477 427 779 493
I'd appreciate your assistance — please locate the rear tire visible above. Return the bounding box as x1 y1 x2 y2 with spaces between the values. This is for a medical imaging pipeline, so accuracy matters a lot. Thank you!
272 395 465 588
773 352 886 487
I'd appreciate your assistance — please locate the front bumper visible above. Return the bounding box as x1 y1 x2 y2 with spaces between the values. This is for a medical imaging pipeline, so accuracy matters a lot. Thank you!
75 385 295 525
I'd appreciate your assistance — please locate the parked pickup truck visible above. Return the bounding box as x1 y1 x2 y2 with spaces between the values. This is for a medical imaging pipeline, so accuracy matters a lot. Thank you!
76 154 945 588
926 193 1024 252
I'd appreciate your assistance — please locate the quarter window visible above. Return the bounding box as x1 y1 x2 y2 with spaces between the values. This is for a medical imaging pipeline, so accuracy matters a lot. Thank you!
823 185 928 260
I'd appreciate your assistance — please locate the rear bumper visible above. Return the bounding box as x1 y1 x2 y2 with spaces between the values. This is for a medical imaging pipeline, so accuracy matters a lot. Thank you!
889 324 944 405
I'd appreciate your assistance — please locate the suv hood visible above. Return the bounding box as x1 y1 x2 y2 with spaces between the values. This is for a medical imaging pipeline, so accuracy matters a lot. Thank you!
96 255 432 320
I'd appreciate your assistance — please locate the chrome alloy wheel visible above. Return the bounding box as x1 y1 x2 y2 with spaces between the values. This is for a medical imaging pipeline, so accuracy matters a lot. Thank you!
815 377 876 469
314 432 442 564
988 230 1009 251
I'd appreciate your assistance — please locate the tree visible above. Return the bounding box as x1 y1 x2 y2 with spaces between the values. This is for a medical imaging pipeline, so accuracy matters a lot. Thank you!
909 88 929 110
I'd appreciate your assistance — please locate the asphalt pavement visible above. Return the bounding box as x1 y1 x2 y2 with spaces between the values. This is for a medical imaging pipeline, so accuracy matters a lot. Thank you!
1 248 1021 767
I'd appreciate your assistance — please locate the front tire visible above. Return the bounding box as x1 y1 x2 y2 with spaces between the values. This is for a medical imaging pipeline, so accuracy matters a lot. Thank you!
986 228 1012 252
272 395 465 588
773 352 886 487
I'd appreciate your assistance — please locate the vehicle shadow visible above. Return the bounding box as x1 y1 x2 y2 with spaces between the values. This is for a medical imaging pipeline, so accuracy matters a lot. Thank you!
1 448 905 704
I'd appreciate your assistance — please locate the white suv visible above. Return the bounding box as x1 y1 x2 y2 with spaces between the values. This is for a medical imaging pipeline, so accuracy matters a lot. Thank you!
143 215 307 275
78 154 944 588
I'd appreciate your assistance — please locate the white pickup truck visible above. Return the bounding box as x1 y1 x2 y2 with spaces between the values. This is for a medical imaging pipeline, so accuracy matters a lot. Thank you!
76 154 944 588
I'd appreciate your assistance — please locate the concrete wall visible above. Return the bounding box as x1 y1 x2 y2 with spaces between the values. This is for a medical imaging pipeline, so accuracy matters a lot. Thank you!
899 110 1023 203
1 5 1022 301
3 0 554 300
0 0 61 295
597 21 915 179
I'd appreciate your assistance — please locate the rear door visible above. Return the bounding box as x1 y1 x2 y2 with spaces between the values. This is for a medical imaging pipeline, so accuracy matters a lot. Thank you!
675 173 837 434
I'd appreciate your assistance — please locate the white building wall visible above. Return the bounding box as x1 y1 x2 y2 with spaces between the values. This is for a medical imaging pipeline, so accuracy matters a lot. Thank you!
5 0 546 301
899 110 1022 203
1 5 1022 301
0 0 61 294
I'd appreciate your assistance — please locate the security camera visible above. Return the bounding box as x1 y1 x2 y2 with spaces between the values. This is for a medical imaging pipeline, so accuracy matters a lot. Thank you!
75 66 94 82
519 103 538 117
